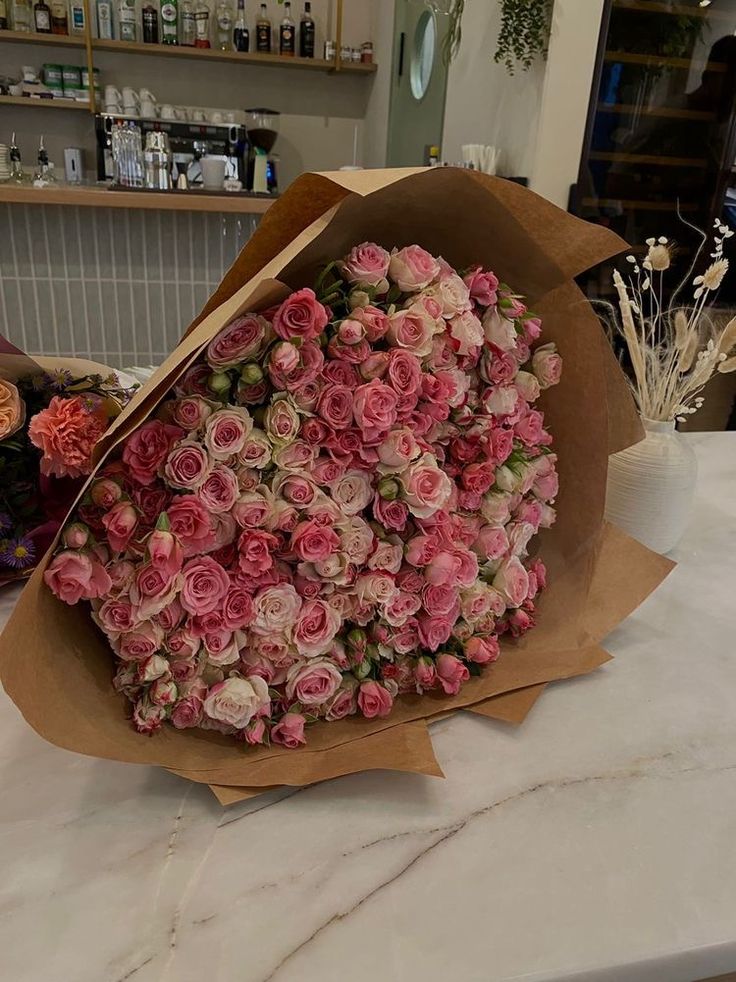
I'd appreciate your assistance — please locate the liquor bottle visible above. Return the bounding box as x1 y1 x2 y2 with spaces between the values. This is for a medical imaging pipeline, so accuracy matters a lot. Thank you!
69 0 85 33
255 2 270 52
279 0 293 56
232 0 247 51
179 0 195 44
215 0 231 50
96 0 113 38
33 135 56 186
118 0 136 39
161 0 177 43
299 1 314 58
8 133 25 183
33 0 52 32
0 0 7 29
194 0 209 47
50 0 67 32
142 0 159 42
11 0 32 30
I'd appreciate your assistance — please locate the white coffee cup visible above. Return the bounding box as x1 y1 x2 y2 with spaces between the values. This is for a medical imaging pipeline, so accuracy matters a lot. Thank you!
224 111 235 123
122 87 139 108
201 156 226 190
159 104 175 120
190 108 205 122
174 106 187 120
139 88 156 104
105 84 121 103
209 111 223 124
140 100 156 118
105 102 122 115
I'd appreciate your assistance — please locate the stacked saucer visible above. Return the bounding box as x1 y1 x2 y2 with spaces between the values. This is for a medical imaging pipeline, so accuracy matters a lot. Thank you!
0 145 10 182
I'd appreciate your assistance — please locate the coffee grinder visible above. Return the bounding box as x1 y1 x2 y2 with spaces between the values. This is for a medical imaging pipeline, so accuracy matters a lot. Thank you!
245 108 280 194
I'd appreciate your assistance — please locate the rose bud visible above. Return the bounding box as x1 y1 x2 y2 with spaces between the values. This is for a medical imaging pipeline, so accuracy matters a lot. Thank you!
208 371 232 397
353 658 372 681
338 318 366 345
63 523 90 550
137 654 169 684
150 677 178 707
349 289 371 309
90 477 123 509
347 627 367 655
378 477 400 501
240 362 265 385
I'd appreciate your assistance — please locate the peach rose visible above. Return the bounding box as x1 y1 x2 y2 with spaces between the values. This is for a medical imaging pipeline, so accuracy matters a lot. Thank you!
0 378 25 440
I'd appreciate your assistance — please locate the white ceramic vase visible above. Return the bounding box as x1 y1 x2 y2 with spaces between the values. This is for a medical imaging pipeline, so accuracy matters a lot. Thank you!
604 417 697 554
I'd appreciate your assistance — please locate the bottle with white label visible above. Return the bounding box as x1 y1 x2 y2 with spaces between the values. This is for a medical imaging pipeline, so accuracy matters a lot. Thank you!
215 0 231 50
194 0 209 47
10 0 31 30
69 0 85 33
118 0 136 40
161 0 176 42
179 0 194 44
97 0 113 37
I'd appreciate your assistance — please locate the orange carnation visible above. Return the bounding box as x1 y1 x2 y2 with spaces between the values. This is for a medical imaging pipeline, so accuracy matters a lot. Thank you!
28 395 108 479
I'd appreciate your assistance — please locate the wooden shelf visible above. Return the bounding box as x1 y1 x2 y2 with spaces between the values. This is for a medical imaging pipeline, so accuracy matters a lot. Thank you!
0 28 86 46
612 0 734 21
604 50 727 71
581 196 699 212
0 183 276 213
590 150 708 166
0 95 90 110
597 102 716 121
92 39 376 73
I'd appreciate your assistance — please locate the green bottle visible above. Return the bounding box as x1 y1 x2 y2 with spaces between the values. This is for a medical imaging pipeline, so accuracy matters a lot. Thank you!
161 0 178 43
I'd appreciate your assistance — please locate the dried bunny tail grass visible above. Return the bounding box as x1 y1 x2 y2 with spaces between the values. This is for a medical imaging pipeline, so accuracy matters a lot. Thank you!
718 354 736 374
677 331 700 374
673 309 689 350
612 271 648 398
717 316 736 357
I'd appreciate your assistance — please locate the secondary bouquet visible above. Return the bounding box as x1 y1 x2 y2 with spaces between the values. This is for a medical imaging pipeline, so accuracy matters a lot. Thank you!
0 349 133 581
0 169 674 803
43 244 562 746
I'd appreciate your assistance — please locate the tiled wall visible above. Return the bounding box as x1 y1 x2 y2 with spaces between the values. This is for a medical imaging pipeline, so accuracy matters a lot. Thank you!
0 204 260 369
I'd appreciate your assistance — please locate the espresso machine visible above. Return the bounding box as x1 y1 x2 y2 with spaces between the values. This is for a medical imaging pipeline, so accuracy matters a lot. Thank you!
96 114 248 189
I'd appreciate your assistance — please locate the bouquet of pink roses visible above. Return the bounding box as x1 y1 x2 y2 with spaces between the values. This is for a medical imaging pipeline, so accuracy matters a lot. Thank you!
43 241 562 747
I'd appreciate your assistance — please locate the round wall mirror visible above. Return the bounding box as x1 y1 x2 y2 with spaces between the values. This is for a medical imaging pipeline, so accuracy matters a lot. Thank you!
410 10 436 102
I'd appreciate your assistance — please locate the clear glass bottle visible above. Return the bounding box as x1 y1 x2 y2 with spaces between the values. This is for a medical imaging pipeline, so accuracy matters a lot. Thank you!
11 0 32 31
118 0 136 40
255 1 270 53
161 0 177 43
69 0 85 33
233 0 247 52
215 0 231 50
96 0 113 38
299 0 313 58
33 136 56 187
50 0 68 33
142 0 159 42
33 0 52 32
179 0 195 44
194 0 209 48
8 133 25 183
279 0 293 56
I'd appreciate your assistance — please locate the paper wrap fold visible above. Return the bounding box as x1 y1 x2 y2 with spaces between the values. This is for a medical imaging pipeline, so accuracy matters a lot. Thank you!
0 168 674 803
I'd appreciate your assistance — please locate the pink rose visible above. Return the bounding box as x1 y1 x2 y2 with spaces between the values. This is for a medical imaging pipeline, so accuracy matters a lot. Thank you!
290 519 340 563
171 690 205 729
117 620 164 662
204 407 253 459
373 494 409 532
238 429 272 470
270 341 301 376
387 306 439 358
352 305 390 342
177 363 212 398
286 657 343 705
244 718 267 744
422 583 459 617
464 266 499 307
355 571 397 607
156 597 184 632
273 440 314 473
222 585 255 630
515 370 541 403
341 242 391 288
382 591 422 627
330 470 373 516
353 379 399 441
392 619 420 654
450 310 484 355
132 485 172 528
273 288 328 342
532 343 562 389
166 628 201 661
107 559 136 592
252 583 302 635
483 384 521 418
164 440 211 491
264 399 301 445
95 596 137 633
462 462 496 496
293 600 341 658
167 496 215 557
180 556 230 616
204 630 239 666
493 556 529 607
270 340 324 392
130 563 180 620
204 675 270 729
425 547 478 589
132 698 166 734
415 657 437 690
101 502 138 553
198 464 240 514
338 318 366 345
417 613 453 652
339 517 375 565
465 635 500 665
436 653 470 695
386 348 422 399
90 477 123 511
359 351 390 381
323 360 360 388
207 313 269 369
515 410 548 448
472 525 509 561
275 473 317 508
271 713 307 748
389 245 440 291
317 384 354 430
122 420 184 487
237 528 279 576
357 680 394 719
483 309 517 351
325 680 358 721
147 529 184 579
368 539 403 574
523 316 542 342
172 396 214 431
400 453 452 519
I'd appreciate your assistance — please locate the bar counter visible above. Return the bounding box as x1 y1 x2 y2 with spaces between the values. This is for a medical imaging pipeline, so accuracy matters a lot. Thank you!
0 183 275 214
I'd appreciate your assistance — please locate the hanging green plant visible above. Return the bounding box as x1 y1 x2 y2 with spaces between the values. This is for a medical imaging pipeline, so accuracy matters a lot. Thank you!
443 0 554 74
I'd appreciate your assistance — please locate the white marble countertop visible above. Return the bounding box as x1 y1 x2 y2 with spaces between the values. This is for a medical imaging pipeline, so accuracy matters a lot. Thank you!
1 432 734 982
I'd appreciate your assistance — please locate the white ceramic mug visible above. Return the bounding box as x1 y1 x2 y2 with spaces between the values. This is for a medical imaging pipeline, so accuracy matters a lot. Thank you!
201 156 226 190
190 108 205 122
104 85 121 103
122 86 139 107
105 103 122 116
224 111 235 124
159 104 175 120
209 111 223 124
139 88 156 104
140 100 156 118
174 106 187 120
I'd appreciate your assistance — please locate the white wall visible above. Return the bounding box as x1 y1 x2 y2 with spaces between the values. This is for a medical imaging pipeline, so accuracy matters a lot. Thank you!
442 0 606 206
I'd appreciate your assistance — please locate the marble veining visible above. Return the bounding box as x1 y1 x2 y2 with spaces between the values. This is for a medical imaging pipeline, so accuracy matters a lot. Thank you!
1 432 735 982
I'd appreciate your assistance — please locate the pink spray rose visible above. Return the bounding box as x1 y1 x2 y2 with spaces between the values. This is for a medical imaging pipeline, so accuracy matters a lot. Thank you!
271 713 307 748
122 420 184 486
493 556 530 607
204 407 253 459
286 658 343 706
45 551 112 604
167 496 215 557
203 675 270 729
293 600 342 657
101 502 138 553
317 384 354 430
237 528 279 576
164 440 211 491
400 453 453 519
198 464 240 514
465 635 500 665
252 583 302 635
180 556 230 616
464 266 499 307
357 680 394 719
532 343 563 389
340 242 391 288
389 244 440 292
172 396 214 431
147 529 184 579
436 653 470 695
290 519 340 563
206 313 269 369
353 379 399 441
273 288 328 342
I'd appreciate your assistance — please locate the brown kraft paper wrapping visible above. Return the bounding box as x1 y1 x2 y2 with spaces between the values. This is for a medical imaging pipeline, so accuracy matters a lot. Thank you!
0 168 674 801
